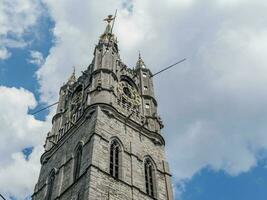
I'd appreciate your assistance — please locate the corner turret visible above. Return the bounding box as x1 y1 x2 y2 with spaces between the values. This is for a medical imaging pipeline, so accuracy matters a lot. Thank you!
135 53 164 132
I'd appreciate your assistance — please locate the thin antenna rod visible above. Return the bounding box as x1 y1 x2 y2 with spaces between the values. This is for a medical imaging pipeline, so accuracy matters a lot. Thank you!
111 9 117 34
31 102 59 115
151 58 186 77
0 194 6 200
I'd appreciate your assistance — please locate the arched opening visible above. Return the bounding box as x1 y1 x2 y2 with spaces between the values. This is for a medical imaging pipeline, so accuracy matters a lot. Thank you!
46 170 55 200
109 140 121 179
120 75 138 91
73 145 83 181
144 158 156 197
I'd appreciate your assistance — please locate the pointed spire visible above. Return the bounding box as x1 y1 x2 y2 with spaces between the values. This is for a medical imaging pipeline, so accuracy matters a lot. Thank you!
136 51 146 69
67 66 76 85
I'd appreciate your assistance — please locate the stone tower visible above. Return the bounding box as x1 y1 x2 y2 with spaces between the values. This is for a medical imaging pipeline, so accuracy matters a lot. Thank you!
32 15 173 200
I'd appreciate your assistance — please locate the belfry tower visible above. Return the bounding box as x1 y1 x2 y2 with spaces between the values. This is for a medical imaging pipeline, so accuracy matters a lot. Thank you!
32 15 173 200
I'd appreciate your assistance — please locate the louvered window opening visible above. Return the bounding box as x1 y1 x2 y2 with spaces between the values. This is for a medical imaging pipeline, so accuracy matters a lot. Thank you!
110 141 120 178
74 146 82 181
46 172 55 200
145 160 154 197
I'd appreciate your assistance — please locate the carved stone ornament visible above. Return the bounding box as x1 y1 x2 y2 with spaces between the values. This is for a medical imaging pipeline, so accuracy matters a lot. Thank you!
117 81 141 106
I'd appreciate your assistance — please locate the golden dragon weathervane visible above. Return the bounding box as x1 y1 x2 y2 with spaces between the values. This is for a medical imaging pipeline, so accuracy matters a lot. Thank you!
104 15 115 24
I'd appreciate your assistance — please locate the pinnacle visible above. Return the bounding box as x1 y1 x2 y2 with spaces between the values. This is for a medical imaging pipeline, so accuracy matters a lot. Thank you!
67 66 76 85
136 51 146 69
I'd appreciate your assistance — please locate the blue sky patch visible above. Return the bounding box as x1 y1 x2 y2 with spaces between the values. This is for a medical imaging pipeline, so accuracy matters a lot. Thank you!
22 147 34 161
180 163 267 200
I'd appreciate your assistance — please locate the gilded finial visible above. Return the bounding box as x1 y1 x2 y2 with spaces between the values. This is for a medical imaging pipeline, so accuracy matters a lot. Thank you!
104 15 115 24
103 15 115 35
136 51 146 69
67 66 76 85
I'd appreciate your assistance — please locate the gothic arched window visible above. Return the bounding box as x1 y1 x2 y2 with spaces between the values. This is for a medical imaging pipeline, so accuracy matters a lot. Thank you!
46 170 55 200
109 140 121 179
144 158 156 197
73 145 83 181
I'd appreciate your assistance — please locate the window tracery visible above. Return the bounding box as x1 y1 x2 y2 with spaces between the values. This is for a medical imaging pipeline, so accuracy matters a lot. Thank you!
144 158 156 197
110 140 121 179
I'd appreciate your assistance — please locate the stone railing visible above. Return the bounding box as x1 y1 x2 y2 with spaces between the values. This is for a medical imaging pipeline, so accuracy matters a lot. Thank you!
116 98 145 124
55 107 84 143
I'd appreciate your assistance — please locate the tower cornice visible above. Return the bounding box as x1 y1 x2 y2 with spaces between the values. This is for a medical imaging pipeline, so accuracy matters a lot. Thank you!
41 103 165 165
98 103 165 145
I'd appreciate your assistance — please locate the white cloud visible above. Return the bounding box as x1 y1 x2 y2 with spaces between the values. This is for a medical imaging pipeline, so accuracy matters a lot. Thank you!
28 51 44 66
0 146 44 199
0 0 42 60
0 86 50 199
0 47 11 60
153 0 267 186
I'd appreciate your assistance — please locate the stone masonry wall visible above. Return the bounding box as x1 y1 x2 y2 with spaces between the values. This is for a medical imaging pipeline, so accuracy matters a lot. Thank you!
88 106 172 200
32 110 97 200
33 105 172 200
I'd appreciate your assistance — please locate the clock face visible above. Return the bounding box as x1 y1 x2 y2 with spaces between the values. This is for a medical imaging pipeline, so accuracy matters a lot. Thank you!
118 81 141 106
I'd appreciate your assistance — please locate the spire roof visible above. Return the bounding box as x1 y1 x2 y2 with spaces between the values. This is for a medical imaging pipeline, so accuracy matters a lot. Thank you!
136 52 146 69
67 67 76 85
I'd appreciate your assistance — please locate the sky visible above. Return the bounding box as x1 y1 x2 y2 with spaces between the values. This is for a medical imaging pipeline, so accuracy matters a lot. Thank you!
0 0 267 199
